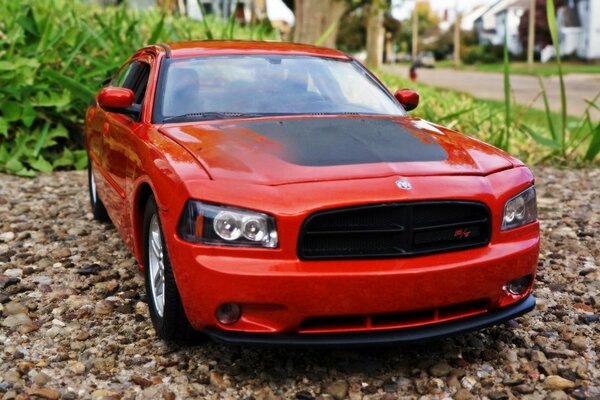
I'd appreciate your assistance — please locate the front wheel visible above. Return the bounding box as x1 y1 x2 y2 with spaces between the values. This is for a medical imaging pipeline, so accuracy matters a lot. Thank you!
88 161 110 222
143 195 197 342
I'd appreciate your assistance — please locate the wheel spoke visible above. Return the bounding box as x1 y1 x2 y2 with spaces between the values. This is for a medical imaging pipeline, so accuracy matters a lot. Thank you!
151 234 161 257
147 214 166 318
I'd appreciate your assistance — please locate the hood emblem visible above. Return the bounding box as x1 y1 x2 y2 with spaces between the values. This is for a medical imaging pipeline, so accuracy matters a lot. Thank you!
396 179 412 190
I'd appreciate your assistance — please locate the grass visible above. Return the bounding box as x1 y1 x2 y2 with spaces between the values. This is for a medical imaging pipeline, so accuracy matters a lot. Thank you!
435 60 600 76
380 0 599 165
377 70 591 165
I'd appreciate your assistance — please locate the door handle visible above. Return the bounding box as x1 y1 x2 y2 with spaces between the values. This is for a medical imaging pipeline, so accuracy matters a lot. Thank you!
102 122 109 137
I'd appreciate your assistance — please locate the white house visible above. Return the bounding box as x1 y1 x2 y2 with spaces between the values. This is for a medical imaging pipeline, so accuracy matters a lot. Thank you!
575 0 600 59
474 0 528 54
461 3 491 31
557 2 581 56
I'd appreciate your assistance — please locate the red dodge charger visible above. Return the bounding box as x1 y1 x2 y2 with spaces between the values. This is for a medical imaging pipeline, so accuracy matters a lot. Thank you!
85 41 539 345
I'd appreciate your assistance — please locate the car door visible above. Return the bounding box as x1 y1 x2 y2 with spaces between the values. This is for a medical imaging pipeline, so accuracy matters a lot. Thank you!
103 59 151 238
88 62 138 223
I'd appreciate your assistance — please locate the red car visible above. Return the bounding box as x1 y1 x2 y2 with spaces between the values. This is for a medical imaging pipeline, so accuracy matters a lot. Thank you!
85 41 539 345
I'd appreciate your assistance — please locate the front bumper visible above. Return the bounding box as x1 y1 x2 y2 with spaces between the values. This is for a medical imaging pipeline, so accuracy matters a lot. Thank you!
204 294 535 346
168 222 539 335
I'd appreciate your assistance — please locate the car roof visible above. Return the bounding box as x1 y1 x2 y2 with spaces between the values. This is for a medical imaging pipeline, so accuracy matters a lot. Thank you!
154 40 351 60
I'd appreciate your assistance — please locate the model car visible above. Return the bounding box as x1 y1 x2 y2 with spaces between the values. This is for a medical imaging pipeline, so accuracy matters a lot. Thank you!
85 41 538 345
415 51 435 68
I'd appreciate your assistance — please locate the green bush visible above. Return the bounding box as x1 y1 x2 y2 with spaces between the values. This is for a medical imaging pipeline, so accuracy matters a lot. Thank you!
463 44 504 65
0 0 274 176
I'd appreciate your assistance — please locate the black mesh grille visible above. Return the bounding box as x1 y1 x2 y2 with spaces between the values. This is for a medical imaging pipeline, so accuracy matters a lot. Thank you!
298 201 491 260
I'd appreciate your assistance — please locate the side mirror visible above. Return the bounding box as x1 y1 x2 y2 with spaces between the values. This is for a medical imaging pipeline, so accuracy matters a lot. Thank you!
394 89 419 111
98 87 140 119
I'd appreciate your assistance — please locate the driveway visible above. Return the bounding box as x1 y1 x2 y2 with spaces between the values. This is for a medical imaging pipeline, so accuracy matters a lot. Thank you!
0 168 599 399
383 65 600 121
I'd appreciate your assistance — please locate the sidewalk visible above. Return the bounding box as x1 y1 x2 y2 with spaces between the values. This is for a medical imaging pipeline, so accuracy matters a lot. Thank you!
383 65 600 121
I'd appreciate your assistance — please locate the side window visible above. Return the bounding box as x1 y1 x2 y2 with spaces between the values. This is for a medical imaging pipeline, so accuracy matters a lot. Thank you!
131 63 150 105
111 61 151 106
111 62 137 88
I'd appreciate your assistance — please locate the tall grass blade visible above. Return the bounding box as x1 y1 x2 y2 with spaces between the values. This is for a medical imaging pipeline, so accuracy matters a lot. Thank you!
583 122 600 161
32 122 50 157
438 106 478 123
45 70 96 101
546 0 567 155
314 20 338 47
148 14 166 43
60 32 91 73
520 123 561 150
502 22 511 151
196 0 214 39
537 77 558 143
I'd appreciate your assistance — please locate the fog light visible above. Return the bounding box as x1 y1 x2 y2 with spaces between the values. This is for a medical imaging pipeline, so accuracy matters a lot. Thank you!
215 303 241 325
504 275 532 295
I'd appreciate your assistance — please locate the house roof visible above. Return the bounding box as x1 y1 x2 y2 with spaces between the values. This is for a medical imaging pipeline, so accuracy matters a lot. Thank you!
475 0 528 29
461 3 491 30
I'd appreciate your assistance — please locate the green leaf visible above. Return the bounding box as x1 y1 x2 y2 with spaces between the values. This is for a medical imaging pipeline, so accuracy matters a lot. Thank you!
2 101 21 122
584 123 600 161
0 61 17 71
0 118 8 137
520 124 561 150
21 101 37 127
0 144 8 163
45 69 96 102
16 5 40 39
34 91 71 109
28 155 54 172
5 158 25 173
74 150 88 169
53 147 74 168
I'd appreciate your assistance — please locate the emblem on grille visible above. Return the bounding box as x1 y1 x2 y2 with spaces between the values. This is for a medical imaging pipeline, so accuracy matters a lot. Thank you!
454 228 472 239
396 179 412 190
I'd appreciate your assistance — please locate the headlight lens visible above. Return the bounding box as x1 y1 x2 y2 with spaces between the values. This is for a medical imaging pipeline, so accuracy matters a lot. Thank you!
502 186 537 230
178 201 278 248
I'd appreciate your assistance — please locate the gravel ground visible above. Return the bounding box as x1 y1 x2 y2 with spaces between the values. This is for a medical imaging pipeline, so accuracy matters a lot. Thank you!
0 167 598 400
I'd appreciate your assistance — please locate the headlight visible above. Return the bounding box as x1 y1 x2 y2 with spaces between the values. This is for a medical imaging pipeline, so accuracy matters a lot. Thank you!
501 186 537 231
178 201 278 248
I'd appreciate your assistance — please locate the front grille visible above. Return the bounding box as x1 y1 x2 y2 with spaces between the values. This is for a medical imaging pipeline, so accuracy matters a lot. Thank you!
298 299 490 333
298 201 491 260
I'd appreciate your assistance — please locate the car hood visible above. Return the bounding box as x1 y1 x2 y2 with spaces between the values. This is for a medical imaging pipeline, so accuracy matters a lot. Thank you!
159 116 515 186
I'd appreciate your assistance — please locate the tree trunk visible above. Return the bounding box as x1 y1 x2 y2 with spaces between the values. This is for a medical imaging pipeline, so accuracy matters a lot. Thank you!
293 0 347 48
453 13 461 67
527 0 536 69
157 0 178 13
365 0 384 68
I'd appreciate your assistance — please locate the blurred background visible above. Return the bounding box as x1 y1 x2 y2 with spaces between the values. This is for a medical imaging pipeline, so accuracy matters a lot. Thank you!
0 0 598 176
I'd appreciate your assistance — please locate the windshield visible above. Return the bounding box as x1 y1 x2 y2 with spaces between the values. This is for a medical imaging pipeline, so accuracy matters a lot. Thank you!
154 55 406 122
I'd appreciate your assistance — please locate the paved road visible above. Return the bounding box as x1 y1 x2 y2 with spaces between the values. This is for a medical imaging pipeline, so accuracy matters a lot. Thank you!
383 65 600 121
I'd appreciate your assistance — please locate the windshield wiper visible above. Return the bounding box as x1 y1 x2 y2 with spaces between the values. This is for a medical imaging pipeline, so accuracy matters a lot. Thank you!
161 112 266 123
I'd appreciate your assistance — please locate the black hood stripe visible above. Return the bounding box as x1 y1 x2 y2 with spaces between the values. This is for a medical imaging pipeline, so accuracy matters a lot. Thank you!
224 118 448 167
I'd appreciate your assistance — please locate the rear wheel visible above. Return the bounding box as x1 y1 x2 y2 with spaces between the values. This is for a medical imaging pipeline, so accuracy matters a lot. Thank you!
143 195 197 342
88 161 110 222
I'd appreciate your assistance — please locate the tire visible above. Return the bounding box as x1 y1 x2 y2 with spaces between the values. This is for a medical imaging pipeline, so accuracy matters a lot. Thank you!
142 195 198 343
88 160 110 222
